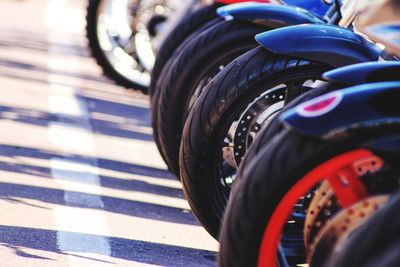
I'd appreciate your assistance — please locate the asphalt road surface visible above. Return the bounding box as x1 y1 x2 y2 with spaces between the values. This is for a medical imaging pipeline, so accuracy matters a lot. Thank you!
0 0 218 266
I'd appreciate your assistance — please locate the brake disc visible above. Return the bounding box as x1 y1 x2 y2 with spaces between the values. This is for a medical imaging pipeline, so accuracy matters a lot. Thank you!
303 181 341 249
304 155 399 265
308 195 389 266
232 85 286 166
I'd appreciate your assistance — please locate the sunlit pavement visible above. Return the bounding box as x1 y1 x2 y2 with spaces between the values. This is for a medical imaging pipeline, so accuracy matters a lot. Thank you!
0 0 218 266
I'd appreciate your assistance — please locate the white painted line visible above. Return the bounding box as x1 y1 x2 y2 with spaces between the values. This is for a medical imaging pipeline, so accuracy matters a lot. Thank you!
56 207 111 252
47 79 112 263
45 0 113 264
48 90 85 117
44 0 85 33
48 122 94 153
51 158 104 208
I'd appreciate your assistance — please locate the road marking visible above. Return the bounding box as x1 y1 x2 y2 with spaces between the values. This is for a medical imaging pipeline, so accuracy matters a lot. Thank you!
48 122 94 153
45 0 112 264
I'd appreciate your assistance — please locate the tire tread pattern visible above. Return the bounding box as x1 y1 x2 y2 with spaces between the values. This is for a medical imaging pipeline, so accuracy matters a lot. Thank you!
179 46 330 238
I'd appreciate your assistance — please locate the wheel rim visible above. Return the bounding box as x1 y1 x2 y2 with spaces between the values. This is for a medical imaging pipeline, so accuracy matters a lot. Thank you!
96 0 171 87
219 78 323 189
232 85 286 166
258 149 399 267
134 0 173 70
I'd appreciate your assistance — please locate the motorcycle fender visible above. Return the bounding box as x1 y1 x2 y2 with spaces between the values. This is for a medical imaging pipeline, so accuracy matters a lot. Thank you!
217 3 324 28
256 24 382 67
323 61 400 85
365 135 400 161
215 0 273 3
280 82 400 138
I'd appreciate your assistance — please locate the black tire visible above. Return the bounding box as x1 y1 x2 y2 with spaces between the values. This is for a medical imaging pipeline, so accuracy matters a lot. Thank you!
218 126 400 266
180 46 333 238
86 0 148 92
150 4 220 172
154 19 267 176
150 3 220 102
324 192 400 267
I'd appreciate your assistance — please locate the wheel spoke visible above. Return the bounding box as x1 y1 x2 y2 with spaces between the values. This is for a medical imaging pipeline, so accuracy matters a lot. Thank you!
277 245 291 267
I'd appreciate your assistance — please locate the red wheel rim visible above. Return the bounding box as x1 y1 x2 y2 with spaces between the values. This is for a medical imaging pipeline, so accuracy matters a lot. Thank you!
258 149 378 267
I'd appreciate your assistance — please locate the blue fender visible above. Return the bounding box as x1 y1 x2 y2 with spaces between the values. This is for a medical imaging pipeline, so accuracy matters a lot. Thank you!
256 24 383 67
217 3 325 28
281 81 400 138
365 135 400 157
284 0 329 16
323 61 400 85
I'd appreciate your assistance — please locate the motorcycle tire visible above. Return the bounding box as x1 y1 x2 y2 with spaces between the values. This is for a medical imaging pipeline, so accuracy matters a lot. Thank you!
238 81 345 176
323 192 400 267
180 46 332 238
153 19 266 177
218 126 400 266
150 3 220 101
150 4 220 171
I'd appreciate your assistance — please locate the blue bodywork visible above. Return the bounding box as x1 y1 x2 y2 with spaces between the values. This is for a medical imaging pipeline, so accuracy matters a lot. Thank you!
217 3 325 28
281 81 400 138
323 61 400 84
366 135 400 156
284 0 329 16
255 24 382 67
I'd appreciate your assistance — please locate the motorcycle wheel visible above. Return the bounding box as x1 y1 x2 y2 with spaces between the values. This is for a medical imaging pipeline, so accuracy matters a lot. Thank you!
86 0 172 92
150 3 220 102
324 191 400 267
218 126 400 266
153 19 266 177
150 3 220 171
180 46 332 238
239 81 345 172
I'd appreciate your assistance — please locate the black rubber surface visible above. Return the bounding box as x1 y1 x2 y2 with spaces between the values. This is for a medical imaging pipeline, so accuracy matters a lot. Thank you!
180 46 331 238
153 19 265 177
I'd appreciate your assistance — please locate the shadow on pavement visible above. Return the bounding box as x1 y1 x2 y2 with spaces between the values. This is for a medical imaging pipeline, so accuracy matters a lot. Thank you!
0 182 194 225
0 27 90 58
0 144 173 180
0 102 153 141
0 144 180 196
0 58 108 84
0 225 216 266
0 19 213 266
0 159 182 199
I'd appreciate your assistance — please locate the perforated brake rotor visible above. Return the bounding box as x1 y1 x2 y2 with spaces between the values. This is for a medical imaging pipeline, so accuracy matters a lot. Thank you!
304 155 387 249
232 86 286 166
231 79 325 167
308 195 389 266
302 154 400 266
304 181 341 249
